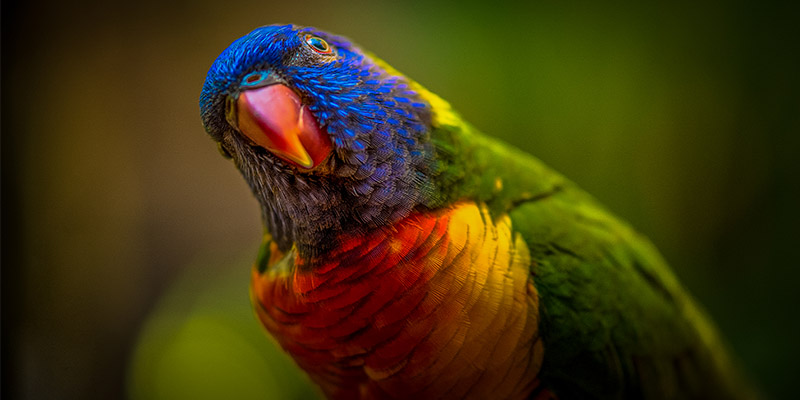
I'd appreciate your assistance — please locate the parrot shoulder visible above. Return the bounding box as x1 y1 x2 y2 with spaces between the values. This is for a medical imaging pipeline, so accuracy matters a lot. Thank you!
506 184 749 399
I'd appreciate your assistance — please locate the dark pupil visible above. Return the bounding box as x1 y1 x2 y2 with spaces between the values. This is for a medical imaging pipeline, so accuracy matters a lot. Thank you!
246 74 261 83
309 37 328 51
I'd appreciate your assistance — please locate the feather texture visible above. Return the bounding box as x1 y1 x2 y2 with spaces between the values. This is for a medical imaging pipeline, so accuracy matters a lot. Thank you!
252 202 542 399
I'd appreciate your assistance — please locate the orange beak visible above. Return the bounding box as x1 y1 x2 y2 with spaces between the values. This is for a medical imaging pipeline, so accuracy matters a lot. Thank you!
236 84 331 170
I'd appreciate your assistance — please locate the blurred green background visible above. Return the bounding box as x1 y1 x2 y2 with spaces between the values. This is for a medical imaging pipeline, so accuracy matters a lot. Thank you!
3 0 798 399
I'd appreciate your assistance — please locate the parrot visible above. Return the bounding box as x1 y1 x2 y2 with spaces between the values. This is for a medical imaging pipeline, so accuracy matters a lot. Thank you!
199 24 755 399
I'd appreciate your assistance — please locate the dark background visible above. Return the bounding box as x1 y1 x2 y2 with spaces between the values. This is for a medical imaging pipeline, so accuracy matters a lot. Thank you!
3 0 798 399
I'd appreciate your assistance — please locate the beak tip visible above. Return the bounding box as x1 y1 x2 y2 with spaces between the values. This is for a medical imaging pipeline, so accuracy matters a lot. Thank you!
293 154 314 169
236 84 331 170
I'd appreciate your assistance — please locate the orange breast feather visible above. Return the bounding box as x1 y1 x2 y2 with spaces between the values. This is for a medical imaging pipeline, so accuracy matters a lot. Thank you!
251 202 543 399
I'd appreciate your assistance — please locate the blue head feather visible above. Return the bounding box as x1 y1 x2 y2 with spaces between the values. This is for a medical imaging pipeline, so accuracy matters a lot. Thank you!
200 24 437 256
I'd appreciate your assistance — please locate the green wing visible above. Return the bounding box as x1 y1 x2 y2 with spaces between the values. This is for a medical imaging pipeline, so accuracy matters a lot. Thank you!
508 184 744 399
420 90 752 399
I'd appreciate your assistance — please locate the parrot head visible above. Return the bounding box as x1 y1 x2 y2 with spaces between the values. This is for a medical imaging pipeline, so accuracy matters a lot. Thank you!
200 24 440 256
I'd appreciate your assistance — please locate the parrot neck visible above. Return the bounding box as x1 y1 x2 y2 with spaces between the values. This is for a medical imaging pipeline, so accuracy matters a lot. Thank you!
253 175 435 258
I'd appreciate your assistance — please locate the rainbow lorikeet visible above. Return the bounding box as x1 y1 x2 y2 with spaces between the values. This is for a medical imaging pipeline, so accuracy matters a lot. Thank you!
199 24 753 399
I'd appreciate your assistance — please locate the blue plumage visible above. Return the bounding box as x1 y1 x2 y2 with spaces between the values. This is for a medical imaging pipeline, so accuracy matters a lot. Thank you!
199 24 437 255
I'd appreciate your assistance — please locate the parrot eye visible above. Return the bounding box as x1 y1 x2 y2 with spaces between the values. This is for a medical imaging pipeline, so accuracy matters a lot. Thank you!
241 71 268 87
304 34 332 54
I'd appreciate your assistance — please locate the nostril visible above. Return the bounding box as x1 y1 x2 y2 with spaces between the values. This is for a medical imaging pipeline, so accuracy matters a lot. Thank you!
241 71 269 87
